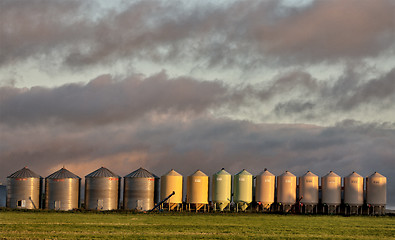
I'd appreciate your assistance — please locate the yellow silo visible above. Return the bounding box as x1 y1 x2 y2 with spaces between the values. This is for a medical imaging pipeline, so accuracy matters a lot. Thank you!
186 170 209 212
160 169 183 211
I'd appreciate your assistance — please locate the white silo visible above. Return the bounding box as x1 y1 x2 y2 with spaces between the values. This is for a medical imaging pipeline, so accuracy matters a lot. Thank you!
366 172 386 215
344 171 364 215
299 171 319 213
321 171 341 214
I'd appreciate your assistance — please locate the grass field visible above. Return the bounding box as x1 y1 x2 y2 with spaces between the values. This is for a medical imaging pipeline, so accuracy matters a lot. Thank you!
0 210 394 239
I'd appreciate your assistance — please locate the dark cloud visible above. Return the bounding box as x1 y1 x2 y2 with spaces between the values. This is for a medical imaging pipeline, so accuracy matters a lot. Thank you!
0 0 89 66
338 68 395 110
0 71 228 126
1 0 394 69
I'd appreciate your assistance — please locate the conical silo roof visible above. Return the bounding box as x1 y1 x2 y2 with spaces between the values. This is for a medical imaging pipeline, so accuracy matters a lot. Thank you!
7 167 41 178
190 170 208 177
46 167 80 179
85 167 120 178
346 171 362 178
259 169 275 176
301 171 318 177
235 169 252 176
163 169 182 177
323 171 340 178
367 172 386 178
279 170 296 177
215 168 231 176
124 167 154 178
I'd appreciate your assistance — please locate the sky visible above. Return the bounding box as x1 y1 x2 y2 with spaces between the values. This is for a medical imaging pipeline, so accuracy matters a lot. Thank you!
0 0 394 207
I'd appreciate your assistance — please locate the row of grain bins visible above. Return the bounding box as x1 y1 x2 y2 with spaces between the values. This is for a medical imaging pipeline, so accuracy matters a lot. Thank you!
4 167 387 215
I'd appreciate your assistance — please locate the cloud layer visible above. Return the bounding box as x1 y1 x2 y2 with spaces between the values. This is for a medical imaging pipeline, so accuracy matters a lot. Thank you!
1 0 394 68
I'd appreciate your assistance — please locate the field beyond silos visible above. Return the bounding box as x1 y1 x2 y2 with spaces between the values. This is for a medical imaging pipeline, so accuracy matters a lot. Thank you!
0 210 394 239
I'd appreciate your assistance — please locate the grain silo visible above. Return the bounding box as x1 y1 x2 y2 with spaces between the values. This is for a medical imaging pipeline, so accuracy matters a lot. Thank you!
186 170 209 212
255 169 275 211
123 168 155 211
277 171 296 212
321 171 341 214
344 171 364 214
6 167 42 209
298 171 319 213
366 172 386 215
160 169 183 211
233 169 253 212
45 167 81 210
211 168 231 211
85 167 120 210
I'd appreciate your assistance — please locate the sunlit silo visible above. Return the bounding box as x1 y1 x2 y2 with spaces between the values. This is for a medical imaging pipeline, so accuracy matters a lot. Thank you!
233 169 253 211
45 167 81 210
321 171 341 214
277 171 296 212
298 171 318 213
160 169 183 210
187 170 209 212
366 172 386 215
212 168 231 211
255 169 275 211
85 167 120 210
6 167 42 209
344 171 364 214
123 168 155 211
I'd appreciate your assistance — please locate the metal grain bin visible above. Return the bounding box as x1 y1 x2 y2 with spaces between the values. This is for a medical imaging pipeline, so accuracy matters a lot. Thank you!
45 167 81 210
344 171 364 206
6 167 42 209
255 169 275 208
123 168 155 211
212 168 231 211
186 170 209 204
233 169 253 211
160 169 183 204
85 167 120 210
299 171 318 213
277 171 296 207
366 172 386 206
321 171 341 206
299 171 319 205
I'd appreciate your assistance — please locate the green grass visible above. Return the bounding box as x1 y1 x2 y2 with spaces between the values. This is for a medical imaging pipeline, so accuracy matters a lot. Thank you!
0 210 394 239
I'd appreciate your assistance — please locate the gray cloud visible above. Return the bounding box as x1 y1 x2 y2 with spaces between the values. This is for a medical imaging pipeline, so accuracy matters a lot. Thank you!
0 71 228 126
1 0 394 69
1 66 394 127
